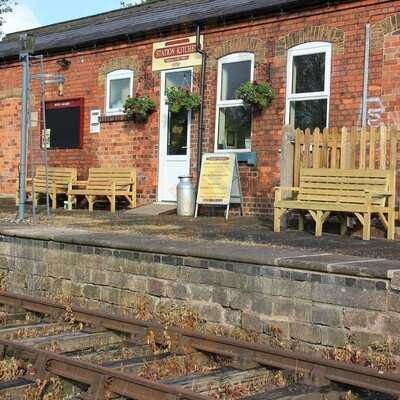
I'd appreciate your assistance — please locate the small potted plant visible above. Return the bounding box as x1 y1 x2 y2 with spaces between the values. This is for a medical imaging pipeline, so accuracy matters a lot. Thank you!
124 95 156 122
236 81 274 112
166 87 201 113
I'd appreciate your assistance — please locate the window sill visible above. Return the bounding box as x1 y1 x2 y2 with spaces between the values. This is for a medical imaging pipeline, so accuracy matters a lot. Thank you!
99 114 131 123
214 150 256 166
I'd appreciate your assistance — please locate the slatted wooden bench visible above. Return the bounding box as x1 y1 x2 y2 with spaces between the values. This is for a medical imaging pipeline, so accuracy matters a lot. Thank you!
274 168 396 240
67 167 136 213
16 166 77 209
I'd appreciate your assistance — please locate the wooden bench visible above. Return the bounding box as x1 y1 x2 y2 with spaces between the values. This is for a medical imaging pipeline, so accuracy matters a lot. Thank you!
16 166 77 209
67 167 136 213
274 168 396 240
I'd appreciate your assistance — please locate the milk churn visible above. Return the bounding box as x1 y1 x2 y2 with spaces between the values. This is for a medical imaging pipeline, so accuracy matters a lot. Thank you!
177 176 195 217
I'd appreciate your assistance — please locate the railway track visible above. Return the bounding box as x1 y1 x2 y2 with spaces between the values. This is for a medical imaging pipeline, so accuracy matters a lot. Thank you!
0 291 397 399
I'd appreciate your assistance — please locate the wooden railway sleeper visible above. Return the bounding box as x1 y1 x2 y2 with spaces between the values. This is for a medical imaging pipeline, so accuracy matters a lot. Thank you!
32 353 52 380
230 349 260 371
303 366 331 387
79 374 107 400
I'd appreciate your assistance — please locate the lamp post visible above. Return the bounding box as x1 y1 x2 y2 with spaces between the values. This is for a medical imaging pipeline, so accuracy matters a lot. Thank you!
18 33 65 221
31 68 65 219
18 34 35 222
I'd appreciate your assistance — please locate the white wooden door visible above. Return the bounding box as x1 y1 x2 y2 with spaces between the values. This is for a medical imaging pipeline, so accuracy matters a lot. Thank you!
158 69 192 202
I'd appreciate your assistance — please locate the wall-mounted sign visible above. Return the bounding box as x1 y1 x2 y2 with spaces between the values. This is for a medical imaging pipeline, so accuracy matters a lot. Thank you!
30 112 38 128
152 36 203 71
195 153 243 220
90 109 101 133
42 129 51 149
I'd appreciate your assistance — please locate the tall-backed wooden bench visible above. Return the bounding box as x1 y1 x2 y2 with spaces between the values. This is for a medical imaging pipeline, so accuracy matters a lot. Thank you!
67 167 136 213
274 168 396 240
16 166 77 209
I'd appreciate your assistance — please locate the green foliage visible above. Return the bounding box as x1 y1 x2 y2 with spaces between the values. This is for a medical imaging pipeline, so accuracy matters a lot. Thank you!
124 95 156 122
166 87 201 113
236 81 274 110
0 0 15 33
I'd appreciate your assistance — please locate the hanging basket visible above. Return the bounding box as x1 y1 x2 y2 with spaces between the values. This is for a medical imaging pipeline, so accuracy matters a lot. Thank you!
124 95 156 123
236 81 274 111
166 87 201 113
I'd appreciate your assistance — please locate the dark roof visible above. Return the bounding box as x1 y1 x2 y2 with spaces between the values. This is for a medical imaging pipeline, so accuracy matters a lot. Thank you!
0 0 347 60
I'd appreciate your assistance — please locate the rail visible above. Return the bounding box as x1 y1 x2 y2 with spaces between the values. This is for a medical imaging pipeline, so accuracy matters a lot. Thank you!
0 291 399 397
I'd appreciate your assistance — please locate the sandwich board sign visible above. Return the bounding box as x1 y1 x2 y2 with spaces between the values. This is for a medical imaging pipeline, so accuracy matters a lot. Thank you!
195 153 243 220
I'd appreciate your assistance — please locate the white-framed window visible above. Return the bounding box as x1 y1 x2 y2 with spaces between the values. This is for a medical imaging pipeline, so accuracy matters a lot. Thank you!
285 42 331 131
106 69 134 115
215 52 254 152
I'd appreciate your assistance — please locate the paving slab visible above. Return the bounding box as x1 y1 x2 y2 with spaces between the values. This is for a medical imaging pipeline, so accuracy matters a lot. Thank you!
1 224 400 280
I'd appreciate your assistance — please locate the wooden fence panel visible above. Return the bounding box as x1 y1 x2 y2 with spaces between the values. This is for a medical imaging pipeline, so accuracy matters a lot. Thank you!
287 125 399 183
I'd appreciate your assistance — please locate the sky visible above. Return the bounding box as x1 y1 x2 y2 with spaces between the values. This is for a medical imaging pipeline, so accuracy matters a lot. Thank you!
2 0 141 36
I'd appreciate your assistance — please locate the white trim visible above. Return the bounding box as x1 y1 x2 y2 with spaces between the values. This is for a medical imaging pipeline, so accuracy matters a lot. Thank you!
157 67 193 202
285 42 331 129
106 69 134 115
214 52 254 152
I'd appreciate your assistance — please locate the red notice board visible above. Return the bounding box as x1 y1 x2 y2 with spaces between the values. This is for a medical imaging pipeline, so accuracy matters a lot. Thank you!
45 98 84 149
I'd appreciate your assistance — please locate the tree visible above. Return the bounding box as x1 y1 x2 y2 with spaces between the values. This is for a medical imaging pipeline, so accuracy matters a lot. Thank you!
0 0 14 35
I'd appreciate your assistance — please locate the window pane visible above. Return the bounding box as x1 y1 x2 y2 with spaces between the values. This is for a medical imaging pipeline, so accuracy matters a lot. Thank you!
217 106 251 150
290 99 327 131
167 110 188 156
109 77 131 110
221 60 252 100
165 70 192 92
292 52 325 94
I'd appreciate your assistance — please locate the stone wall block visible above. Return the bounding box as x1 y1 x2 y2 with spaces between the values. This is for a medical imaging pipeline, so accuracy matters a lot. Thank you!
343 308 381 330
312 283 387 311
273 298 294 318
271 279 292 297
189 284 213 302
321 326 348 347
242 311 264 333
147 278 168 297
230 290 252 310
251 294 273 316
290 322 321 344
83 284 101 300
125 275 147 293
312 305 343 327
294 301 312 323
211 287 230 307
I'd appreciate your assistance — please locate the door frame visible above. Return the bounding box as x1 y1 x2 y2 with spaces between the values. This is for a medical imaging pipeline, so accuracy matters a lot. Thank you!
157 67 193 202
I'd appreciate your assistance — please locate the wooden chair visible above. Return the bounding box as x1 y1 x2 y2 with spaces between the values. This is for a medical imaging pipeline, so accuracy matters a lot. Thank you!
274 168 396 241
16 166 77 209
67 167 136 213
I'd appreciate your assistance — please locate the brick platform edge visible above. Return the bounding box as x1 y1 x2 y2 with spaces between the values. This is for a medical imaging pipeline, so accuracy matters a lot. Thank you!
1 225 400 354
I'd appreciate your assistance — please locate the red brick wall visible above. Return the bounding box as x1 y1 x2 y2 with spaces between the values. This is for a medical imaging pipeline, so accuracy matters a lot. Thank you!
1 0 400 215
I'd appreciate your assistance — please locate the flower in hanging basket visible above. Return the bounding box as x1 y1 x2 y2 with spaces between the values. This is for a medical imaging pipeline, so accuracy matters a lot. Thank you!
166 87 201 113
124 95 156 122
236 81 274 110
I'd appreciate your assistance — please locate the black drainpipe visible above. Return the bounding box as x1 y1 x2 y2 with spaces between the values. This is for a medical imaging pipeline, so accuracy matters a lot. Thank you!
195 24 207 179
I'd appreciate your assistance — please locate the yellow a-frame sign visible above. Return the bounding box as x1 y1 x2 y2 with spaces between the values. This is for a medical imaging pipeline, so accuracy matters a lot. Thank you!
195 153 243 220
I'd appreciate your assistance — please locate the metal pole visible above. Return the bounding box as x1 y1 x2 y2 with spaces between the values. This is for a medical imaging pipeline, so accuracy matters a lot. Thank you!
362 24 370 128
196 25 207 177
27 65 36 221
40 56 51 219
18 53 30 222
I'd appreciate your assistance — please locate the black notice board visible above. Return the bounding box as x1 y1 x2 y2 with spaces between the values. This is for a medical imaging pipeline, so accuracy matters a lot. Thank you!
45 99 83 149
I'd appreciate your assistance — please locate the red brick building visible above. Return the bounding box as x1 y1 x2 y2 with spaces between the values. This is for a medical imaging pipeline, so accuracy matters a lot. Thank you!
0 0 399 215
